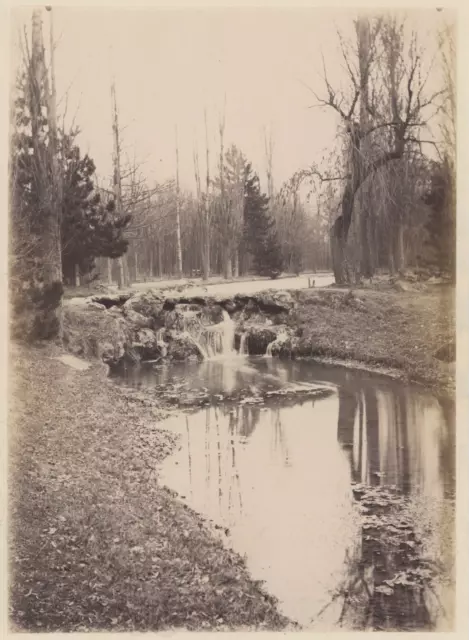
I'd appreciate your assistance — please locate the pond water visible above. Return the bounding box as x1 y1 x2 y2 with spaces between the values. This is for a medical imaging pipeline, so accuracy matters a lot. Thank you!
114 357 455 631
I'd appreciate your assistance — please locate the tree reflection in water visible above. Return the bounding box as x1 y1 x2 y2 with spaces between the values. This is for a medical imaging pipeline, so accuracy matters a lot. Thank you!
158 361 454 631
330 382 453 631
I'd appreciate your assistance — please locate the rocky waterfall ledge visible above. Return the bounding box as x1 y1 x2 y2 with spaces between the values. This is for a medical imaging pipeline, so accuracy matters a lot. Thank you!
63 288 298 367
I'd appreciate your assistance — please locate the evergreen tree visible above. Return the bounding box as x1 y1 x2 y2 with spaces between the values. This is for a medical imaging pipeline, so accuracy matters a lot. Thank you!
243 165 283 278
10 70 131 340
61 136 130 284
9 69 64 340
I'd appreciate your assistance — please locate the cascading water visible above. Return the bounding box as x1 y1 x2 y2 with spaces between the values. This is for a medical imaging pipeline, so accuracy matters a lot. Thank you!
203 310 236 358
239 332 248 356
179 308 236 360
156 328 168 357
265 331 288 358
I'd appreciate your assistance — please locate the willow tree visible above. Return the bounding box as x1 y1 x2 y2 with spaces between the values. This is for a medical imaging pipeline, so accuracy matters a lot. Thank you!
313 14 444 284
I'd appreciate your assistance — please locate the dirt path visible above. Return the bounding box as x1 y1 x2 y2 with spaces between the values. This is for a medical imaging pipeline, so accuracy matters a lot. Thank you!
8 342 292 632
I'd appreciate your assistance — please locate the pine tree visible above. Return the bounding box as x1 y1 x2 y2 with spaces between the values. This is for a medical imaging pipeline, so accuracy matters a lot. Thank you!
10 68 64 340
60 136 131 284
10 71 131 341
243 165 283 278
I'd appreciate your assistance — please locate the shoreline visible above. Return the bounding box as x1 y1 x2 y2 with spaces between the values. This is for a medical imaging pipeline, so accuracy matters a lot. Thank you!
9 284 455 631
9 341 295 632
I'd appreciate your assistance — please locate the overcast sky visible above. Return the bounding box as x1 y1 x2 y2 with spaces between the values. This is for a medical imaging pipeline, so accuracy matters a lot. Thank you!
10 6 446 193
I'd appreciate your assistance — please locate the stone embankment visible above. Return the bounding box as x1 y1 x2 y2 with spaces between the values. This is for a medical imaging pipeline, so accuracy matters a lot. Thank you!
63 288 297 367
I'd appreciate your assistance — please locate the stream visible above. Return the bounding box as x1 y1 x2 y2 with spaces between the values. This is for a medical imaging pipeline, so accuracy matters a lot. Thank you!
113 357 455 631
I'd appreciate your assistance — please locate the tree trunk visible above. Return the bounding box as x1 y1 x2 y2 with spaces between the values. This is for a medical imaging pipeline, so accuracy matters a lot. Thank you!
74 263 80 287
330 179 355 285
123 254 130 286
388 242 396 276
395 221 405 274
330 224 347 284
175 126 183 278
359 207 373 278
357 17 374 280
117 257 125 289
149 246 153 279
107 258 113 284
134 251 139 281
30 8 63 337
224 251 232 279
157 238 163 277
233 249 239 277
203 110 211 281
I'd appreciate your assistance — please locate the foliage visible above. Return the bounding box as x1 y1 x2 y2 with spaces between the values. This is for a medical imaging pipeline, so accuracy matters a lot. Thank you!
422 158 455 278
9 69 64 340
61 136 130 284
243 165 283 278
325 485 446 631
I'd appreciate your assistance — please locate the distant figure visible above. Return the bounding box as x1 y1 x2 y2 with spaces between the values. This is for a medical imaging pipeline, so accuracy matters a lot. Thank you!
308 277 315 288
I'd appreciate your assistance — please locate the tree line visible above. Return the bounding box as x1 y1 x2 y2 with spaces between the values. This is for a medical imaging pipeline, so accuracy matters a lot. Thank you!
9 8 455 341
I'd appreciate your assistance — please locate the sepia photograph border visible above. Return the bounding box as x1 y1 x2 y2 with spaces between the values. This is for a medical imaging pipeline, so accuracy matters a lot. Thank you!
0 0 468 639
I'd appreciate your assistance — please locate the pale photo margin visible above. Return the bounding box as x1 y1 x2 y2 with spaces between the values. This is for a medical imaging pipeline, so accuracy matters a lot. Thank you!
0 1 467 640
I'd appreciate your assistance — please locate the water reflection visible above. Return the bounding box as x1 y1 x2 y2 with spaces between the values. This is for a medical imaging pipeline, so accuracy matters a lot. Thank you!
119 358 455 629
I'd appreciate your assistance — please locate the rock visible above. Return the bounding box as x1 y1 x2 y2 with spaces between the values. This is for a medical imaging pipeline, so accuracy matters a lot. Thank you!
63 306 131 366
123 290 165 328
85 300 106 311
132 328 161 360
122 308 153 329
164 309 179 330
246 326 278 355
252 290 294 313
218 298 237 314
91 292 131 308
201 303 224 324
166 333 203 361
271 336 295 358
100 341 125 365
107 305 123 316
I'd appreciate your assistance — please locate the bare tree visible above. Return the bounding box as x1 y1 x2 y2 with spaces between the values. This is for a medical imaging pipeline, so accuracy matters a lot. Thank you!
264 126 275 204
174 125 183 278
110 79 129 288
311 13 444 284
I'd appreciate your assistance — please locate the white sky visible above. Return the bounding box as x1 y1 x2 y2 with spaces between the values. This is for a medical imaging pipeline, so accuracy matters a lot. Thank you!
10 6 447 193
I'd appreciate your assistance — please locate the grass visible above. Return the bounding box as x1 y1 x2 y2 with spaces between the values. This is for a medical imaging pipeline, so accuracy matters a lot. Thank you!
8 342 293 632
286 285 455 395
8 283 454 632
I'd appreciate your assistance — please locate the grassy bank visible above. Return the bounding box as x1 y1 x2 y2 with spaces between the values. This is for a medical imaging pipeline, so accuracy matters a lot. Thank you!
287 285 455 395
8 342 292 632
9 284 454 632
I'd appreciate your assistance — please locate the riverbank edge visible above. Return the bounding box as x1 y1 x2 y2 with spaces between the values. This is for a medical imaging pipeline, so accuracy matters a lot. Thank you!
8 341 296 632
9 285 454 631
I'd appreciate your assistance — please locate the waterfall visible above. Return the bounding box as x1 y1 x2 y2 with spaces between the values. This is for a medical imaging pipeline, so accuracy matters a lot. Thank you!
156 328 168 357
202 310 235 358
239 332 248 356
265 331 288 358
180 308 236 359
